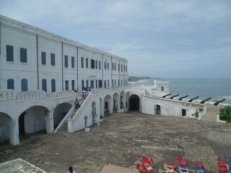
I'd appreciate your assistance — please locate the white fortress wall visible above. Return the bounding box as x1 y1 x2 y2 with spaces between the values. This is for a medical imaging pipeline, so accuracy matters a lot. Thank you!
141 95 203 117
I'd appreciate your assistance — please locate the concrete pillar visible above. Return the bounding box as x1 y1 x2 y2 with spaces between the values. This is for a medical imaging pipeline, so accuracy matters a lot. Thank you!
10 119 20 145
100 98 103 117
45 110 54 133
109 97 113 114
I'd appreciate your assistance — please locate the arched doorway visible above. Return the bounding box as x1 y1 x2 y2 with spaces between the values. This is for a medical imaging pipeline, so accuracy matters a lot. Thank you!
104 95 112 116
18 106 49 139
91 101 96 124
120 91 125 109
129 94 140 111
113 93 119 112
53 102 72 129
0 113 13 144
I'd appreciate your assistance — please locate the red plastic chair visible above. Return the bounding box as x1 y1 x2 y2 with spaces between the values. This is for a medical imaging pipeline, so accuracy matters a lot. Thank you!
177 157 188 167
195 161 205 169
166 161 176 171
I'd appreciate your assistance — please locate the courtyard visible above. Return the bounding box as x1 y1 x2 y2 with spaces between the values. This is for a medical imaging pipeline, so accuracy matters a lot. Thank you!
0 112 231 173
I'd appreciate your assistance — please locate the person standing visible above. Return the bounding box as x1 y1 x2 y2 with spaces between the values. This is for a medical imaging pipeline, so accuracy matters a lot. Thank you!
68 166 76 173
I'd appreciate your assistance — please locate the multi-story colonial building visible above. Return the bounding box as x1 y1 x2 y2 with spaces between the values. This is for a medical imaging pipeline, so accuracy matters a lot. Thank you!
0 15 128 92
0 15 129 145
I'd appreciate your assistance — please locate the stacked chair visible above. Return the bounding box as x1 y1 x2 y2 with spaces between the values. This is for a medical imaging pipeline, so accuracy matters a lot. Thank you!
159 160 177 173
217 157 231 173
195 161 206 173
136 156 155 173
177 157 195 173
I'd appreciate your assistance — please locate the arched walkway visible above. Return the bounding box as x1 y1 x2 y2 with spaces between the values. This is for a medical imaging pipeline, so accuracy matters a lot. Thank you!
129 94 140 111
113 93 119 112
53 102 72 129
0 113 13 144
18 106 49 139
104 95 112 116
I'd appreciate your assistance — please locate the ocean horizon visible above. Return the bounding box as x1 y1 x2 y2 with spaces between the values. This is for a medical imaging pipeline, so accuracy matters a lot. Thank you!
129 78 231 104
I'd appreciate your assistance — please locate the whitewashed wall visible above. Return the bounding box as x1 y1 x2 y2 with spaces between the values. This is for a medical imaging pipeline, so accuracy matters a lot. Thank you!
141 95 200 117
0 23 37 91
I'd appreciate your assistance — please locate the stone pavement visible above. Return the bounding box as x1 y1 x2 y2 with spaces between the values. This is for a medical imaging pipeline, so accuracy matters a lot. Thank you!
0 158 46 173
0 112 231 173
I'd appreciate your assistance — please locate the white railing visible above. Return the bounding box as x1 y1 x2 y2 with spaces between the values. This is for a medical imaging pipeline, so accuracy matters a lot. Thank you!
53 105 75 133
0 90 78 101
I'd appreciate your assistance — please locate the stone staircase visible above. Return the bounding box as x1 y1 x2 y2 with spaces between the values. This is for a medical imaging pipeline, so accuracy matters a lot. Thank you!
201 104 221 122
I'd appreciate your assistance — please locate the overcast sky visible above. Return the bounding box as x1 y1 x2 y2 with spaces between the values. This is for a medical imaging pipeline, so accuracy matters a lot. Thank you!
1 0 231 78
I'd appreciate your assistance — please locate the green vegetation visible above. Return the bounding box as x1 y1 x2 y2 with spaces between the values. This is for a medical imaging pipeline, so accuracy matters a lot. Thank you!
192 110 199 118
219 106 231 123
199 107 203 111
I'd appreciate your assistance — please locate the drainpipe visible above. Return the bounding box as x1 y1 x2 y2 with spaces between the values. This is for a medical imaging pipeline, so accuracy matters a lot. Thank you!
36 34 39 90
76 47 78 91
61 42 64 91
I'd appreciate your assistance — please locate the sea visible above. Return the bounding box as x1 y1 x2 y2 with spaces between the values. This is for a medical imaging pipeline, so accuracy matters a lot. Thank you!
130 78 231 104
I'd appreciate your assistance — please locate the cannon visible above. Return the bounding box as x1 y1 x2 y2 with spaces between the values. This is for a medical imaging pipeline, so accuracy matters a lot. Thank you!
170 94 180 99
179 95 189 101
200 97 211 104
214 99 226 106
188 96 199 102
162 93 171 98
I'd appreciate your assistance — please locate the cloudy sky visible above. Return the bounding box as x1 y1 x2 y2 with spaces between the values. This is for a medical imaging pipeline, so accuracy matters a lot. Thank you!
1 0 231 78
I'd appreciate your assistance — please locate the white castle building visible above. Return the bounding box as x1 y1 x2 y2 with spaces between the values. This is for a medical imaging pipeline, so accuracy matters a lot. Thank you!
0 15 225 146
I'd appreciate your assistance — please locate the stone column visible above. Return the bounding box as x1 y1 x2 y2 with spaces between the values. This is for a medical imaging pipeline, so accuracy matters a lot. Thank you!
45 110 54 133
11 118 20 145
109 97 113 114
101 99 105 117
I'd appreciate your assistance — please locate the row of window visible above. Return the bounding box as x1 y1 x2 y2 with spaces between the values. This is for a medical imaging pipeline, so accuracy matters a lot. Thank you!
111 62 127 72
81 57 102 70
6 45 27 62
6 45 127 72
41 52 55 66
7 79 28 91
6 78 127 92
64 55 75 68
81 79 127 90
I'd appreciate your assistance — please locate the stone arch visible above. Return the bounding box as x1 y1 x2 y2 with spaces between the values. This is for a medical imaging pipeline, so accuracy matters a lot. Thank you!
18 106 49 139
120 91 125 109
104 95 112 116
53 102 72 129
0 112 14 144
113 92 119 113
129 94 140 111
91 101 96 124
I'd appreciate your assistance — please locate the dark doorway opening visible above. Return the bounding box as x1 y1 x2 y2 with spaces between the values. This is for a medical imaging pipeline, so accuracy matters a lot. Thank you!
129 95 140 111
182 109 186 116
155 105 161 115
19 112 25 135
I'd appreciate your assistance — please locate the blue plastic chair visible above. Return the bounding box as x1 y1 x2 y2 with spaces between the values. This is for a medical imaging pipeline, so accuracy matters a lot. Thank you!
224 156 231 164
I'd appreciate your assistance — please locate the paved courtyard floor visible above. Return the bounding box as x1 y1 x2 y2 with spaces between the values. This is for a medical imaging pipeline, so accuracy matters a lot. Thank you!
0 112 231 173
